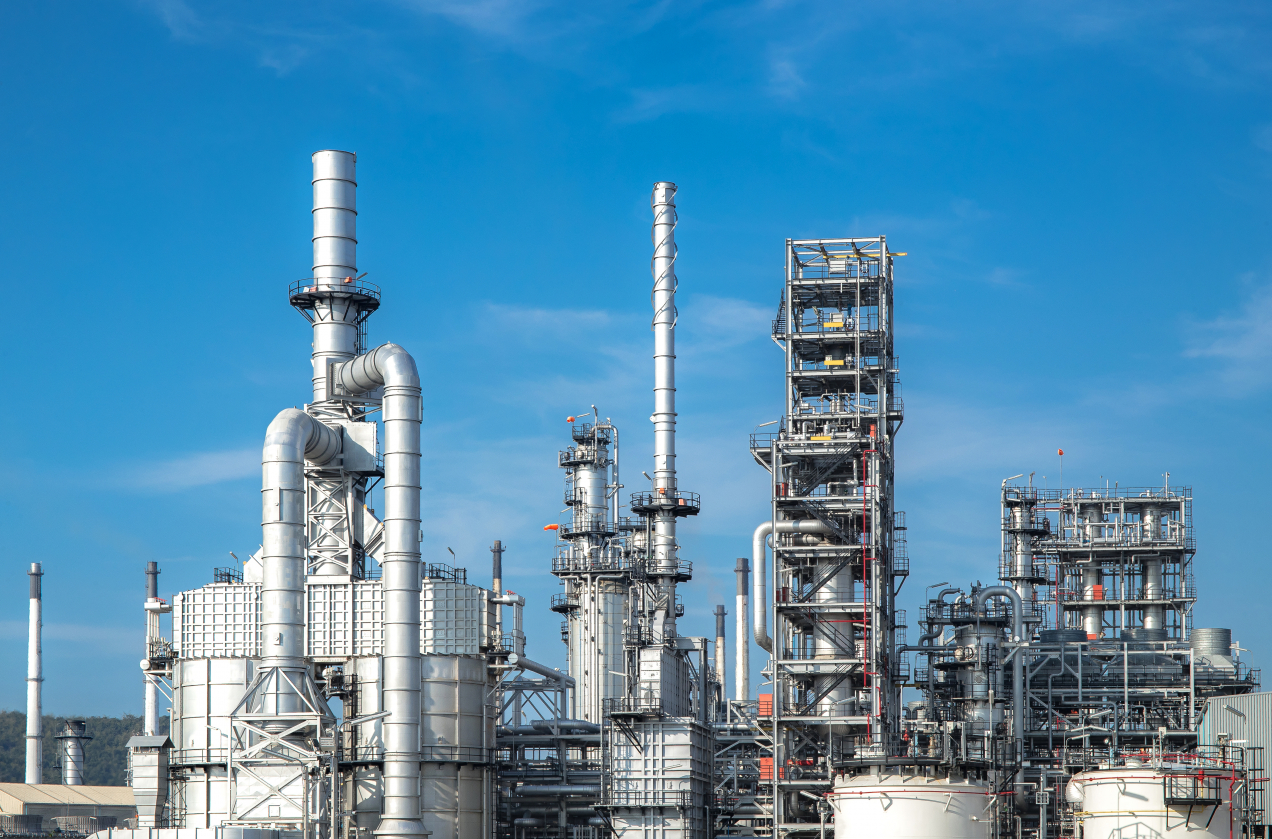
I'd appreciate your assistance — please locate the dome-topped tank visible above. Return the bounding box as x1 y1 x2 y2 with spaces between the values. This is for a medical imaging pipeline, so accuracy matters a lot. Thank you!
829 773 991 839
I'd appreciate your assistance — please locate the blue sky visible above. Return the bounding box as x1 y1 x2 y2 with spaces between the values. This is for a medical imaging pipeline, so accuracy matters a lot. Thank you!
1 1 1271 715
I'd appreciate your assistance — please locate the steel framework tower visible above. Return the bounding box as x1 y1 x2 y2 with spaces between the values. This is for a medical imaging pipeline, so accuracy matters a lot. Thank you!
750 237 906 835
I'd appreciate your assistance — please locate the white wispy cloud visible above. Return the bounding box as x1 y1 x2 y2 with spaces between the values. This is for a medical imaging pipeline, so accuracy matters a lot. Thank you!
1185 279 1272 391
122 448 259 491
0 621 141 652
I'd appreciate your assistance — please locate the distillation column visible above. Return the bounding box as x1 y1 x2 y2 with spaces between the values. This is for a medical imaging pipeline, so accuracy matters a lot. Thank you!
650 182 682 637
554 418 629 723
1140 504 1165 632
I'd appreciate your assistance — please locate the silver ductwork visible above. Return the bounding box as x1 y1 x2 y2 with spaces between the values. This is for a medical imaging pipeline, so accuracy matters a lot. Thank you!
261 409 341 672
328 342 426 839
26 563 42 785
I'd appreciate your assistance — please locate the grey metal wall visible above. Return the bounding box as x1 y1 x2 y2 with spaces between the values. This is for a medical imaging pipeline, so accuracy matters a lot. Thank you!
1199 690 1271 829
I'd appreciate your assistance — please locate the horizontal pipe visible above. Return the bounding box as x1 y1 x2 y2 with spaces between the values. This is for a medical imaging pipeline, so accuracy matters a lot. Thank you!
501 654 576 686
531 719 599 734
517 785 601 797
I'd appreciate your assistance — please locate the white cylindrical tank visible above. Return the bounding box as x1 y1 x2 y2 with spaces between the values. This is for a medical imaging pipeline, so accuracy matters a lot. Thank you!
829 774 992 839
420 655 493 839
169 657 254 827
1069 765 1235 839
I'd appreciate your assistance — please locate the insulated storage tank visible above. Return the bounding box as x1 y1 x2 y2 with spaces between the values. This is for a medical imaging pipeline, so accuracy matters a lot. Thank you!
829 774 992 839
169 657 254 826
1068 762 1236 839
420 654 493 839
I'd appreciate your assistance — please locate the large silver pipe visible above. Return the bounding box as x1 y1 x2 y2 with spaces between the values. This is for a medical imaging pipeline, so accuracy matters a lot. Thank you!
501 654 576 686
329 343 425 839
261 409 341 672
650 182 679 635
751 520 831 652
735 558 749 700
26 563 42 785
517 785 601 797
310 150 360 401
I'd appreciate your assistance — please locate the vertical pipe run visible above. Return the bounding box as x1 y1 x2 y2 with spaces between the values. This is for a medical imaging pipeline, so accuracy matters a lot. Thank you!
735 558 750 701
329 345 426 839
26 563 42 785
650 182 679 636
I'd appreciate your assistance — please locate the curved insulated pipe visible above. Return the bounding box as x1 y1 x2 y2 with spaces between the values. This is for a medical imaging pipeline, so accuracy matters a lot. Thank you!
752 520 831 652
261 409 341 670
330 343 425 839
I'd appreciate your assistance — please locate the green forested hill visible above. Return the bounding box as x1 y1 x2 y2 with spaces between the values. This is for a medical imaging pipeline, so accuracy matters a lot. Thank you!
0 712 169 786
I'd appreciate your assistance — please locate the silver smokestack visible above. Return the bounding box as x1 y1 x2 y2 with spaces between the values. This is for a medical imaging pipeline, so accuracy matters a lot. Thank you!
651 182 679 636
26 563 42 784
310 150 360 401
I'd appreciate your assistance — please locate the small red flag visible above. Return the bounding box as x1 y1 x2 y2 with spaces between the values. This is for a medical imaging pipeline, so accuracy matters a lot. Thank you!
1058 448 1064 456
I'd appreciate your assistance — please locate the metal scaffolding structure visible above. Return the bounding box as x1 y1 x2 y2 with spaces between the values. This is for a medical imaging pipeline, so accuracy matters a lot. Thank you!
744 237 906 835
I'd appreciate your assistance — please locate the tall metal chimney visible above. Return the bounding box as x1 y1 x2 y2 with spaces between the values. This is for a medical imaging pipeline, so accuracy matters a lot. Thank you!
142 562 164 737
735 558 750 701
714 605 727 699
650 182 686 637
491 540 504 637
26 563 42 784
309 149 361 402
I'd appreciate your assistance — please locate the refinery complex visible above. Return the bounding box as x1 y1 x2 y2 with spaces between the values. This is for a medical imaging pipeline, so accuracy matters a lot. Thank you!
13 150 1268 839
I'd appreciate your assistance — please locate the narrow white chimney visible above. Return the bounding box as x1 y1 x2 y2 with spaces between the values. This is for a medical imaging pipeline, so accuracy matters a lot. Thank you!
26 563 42 785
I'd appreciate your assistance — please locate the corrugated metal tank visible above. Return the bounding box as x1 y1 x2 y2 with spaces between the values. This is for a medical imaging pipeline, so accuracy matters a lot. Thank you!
419 654 493 839
169 657 254 827
829 774 991 839
608 719 712 839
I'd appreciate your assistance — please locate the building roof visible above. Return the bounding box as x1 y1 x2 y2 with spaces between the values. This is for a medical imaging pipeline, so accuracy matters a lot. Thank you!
125 735 172 749
0 784 135 813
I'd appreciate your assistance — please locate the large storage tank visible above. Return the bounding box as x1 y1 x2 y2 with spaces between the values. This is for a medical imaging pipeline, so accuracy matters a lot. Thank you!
169 657 255 827
829 774 992 839
420 654 493 839
1068 762 1236 839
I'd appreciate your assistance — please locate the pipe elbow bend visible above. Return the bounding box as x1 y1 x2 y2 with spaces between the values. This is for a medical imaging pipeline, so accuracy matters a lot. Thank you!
375 343 420 390
332 343 420 394
265 408 342 466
